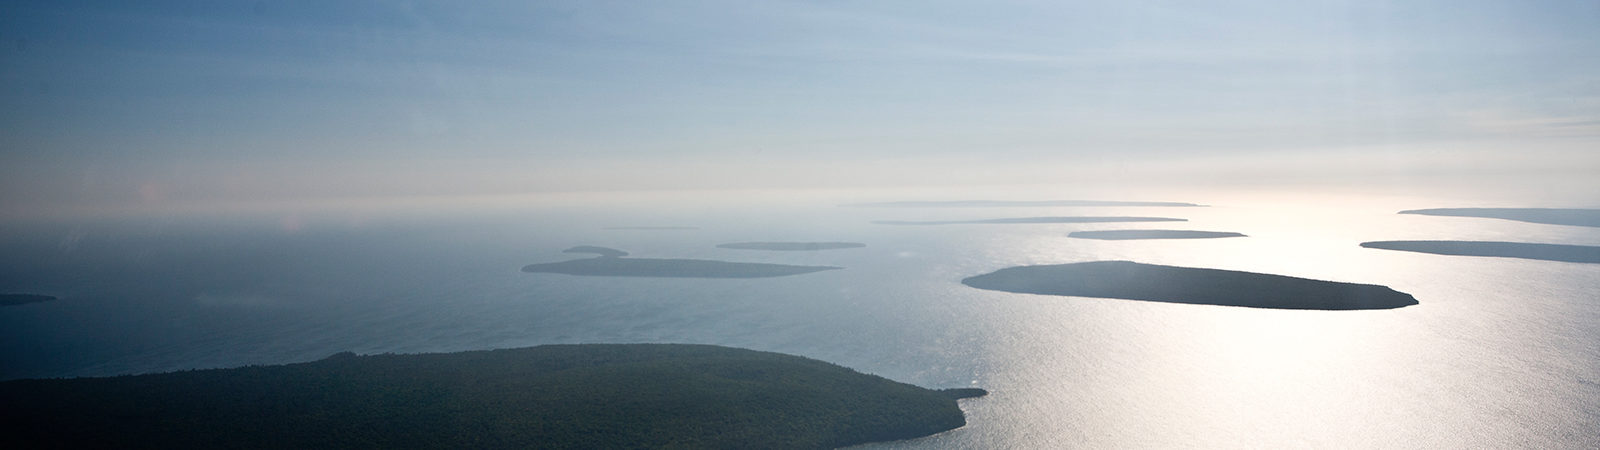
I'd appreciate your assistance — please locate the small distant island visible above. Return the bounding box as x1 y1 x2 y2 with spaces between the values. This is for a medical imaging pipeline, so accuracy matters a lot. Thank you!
522 246 840 278
717 242 867 251
843 200 1204 208
1067 230 1246 240
1399 208 1600 228
874 216 1186 226
0 344 984 449
0 294 56 307
563 245 629 258
1360 241 1600 264
962 261 1417 310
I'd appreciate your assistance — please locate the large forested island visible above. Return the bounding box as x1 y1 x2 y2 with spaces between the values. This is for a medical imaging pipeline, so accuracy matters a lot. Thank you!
962 261 1417 310
0 344 982 449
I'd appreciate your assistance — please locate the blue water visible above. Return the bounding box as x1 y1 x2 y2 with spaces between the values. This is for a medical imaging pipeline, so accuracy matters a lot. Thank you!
2 190 1597 448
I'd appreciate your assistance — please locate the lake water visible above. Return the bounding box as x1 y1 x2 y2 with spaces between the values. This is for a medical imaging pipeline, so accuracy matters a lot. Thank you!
2 187 1597 448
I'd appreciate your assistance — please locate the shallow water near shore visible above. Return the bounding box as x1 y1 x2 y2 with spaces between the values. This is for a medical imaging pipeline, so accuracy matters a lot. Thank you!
3 187 1598 448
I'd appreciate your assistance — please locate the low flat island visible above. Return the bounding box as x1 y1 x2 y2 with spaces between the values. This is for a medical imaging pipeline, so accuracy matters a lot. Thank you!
717 242 866 251
962 261 1417 310
522 246 840 278
0 344 984 449
1067 230 1246 240
1360 241 1600 264
1399 208 1600 228
0 294 55 307
844 200 1204 208
874 216 1186 226
562 245 629 258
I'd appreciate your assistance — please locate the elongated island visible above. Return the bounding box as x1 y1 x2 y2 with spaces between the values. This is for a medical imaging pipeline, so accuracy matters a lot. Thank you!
963 261 1417 310
1361 240 1600 264
0 344 983 449
874 216 1186 226
717 242 866 251
1399 208 1600 228
844 200 1204 207
522 246 840 278
1067 230 1245 240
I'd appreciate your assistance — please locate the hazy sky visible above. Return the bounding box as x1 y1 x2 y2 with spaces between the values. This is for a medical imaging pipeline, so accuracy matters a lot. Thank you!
2 1 1597 215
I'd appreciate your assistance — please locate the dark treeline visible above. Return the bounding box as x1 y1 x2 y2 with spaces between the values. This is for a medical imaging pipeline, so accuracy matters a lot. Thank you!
0 344 976 449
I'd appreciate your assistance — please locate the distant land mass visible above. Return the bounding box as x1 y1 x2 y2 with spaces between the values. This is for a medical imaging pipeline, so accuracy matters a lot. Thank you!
718 242 867 251
523 246 839 278
0 294 56 307
0 344 983 449
1360 241 1600 264
1398 208 1600 228
962 261 1417 310
874 216 1186 226
604 226 700 230
563 245 629 258
1067 230 1246 240
843 200 1204 207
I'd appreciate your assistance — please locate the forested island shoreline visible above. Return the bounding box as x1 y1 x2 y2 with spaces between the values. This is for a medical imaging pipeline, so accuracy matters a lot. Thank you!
0 344 981 449
963 261 1418 310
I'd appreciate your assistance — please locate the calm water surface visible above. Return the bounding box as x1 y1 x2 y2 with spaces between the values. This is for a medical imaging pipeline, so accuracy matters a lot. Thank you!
2 189 1597 448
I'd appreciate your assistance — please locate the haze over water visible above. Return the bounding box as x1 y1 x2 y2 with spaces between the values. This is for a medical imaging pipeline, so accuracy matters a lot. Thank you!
3 1 1598 447
1 186 1595 448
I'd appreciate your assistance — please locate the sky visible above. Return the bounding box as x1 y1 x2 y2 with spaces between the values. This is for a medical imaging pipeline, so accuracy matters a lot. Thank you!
2 0 1598 217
